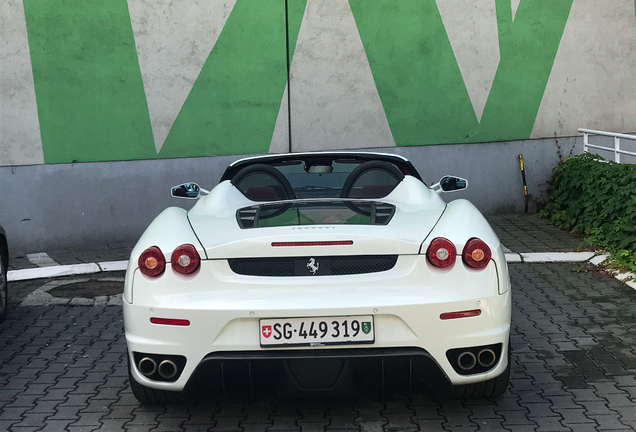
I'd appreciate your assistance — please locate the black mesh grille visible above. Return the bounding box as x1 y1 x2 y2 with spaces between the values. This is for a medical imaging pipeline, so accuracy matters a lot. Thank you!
228 255 398 277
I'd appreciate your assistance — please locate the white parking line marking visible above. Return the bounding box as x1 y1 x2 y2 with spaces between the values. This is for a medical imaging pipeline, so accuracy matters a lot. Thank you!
98 261 129 272
589 254 610 266
8 263 101 282
520 252 595 263
505 253 522 262
26 252 59 267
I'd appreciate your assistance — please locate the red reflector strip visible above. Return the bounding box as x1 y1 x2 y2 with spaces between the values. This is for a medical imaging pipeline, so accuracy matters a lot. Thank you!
271 241 354 247
150 318 190 326
440 309 482 320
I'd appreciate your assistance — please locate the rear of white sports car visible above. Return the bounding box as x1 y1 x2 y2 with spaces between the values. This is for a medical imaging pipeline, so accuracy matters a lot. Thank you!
123 153 511 402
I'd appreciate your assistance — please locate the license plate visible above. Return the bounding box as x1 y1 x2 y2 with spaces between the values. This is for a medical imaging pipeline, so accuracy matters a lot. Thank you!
260 315 375 347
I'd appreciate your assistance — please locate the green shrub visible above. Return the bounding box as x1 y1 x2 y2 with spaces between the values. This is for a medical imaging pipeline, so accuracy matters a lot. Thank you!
539 152 636 272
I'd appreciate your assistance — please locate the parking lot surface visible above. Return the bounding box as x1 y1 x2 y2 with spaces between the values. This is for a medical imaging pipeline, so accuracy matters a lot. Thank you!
2 263 636 431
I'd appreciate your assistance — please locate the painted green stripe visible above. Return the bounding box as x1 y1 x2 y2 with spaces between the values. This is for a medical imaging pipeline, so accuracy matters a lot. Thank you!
24 0 155 163
349 0 479 146
350 0 572 146
159 0 293 158
287 0 308 64
474 0 573 142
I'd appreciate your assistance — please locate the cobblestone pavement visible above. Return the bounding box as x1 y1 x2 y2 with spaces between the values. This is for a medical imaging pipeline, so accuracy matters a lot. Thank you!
2 264 636 431
487 214 586 253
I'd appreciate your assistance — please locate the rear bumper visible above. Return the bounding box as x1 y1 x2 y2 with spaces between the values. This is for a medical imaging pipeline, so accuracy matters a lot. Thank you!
124 298 510 392
182 347 454 397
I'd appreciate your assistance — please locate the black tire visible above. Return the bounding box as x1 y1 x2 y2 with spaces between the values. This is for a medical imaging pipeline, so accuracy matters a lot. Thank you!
128 355 184 404
0 255 8 324
451 342 511 399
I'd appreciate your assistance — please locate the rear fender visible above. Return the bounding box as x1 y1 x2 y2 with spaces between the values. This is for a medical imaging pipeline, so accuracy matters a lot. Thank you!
421 199 510 294
124 207 204 303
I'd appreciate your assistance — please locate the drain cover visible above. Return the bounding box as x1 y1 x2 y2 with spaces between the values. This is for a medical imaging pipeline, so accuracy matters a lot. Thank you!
49 280 123 299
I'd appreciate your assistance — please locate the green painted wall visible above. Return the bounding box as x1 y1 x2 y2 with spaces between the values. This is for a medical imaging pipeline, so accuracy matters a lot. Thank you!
159 0 306 158
23 0 155 163
349 0 572 145
3 0 635 166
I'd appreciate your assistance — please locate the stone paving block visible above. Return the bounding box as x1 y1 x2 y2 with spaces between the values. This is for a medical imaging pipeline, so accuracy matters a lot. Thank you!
531 415 570 431
442 411 475 427
0 420 18 431
577 400 614 415
92 418 130 431
443 426 478 432
356 421 384 432
4 395 39 408
71 411 105 427
241 409 271 424
269 415 300 430
16 413 49 428
8 427 42 432
381 413 415 429
300 423 330 432
39 388 74 401
472 418 505 431
242 425 271 432
410 405 442 420
326 414 357 430
500 410 535 426
39 419 77 431
354 409 386 423
151 417 188 431
592 413 633 431
555 408 595 425
0 406 29 420
122 425 155 432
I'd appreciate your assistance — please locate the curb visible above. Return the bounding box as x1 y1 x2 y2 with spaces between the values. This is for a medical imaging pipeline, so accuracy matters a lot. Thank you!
7 251 599 282
8 261 128 282
504 252 595 263
588 254 636 291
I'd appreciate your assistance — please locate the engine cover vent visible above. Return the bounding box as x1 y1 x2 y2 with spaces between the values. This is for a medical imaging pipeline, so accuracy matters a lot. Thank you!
228 255 398 277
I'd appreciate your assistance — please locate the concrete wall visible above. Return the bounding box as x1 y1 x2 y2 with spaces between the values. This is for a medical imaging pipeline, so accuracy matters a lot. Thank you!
0 0 630 251
1 0 635 165
0 136 581 253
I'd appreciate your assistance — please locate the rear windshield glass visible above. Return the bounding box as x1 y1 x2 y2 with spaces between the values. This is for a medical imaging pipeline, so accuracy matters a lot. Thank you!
237 201 395 229
233 159 403 201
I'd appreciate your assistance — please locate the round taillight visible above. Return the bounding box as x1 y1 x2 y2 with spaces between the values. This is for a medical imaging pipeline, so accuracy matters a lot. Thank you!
426 237 456 268
463 238 491 269
138 246 166 277
171 244 200 274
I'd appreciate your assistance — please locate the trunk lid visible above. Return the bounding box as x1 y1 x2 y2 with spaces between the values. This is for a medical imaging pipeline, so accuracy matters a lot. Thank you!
188 200 445 259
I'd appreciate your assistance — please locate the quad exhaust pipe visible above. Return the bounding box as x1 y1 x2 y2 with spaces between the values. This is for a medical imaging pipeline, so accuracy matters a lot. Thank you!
457 351 476 371
448 344 501 375
477 348 496 368
138 357 157 377
158 360 178 379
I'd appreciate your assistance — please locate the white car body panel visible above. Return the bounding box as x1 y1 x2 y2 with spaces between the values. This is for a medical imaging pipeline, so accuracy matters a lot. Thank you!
124 153 512 396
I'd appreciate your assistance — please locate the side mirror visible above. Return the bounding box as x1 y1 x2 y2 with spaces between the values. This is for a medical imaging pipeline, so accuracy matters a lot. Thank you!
431 176 468 194
171 182 201 199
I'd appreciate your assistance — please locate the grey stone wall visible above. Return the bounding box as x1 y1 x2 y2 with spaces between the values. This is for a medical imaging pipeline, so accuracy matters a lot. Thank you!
0 136 582 253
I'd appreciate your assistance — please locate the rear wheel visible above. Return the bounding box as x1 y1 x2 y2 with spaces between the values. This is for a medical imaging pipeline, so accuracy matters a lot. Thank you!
128 355 184 404
451 342 511 399
0 256 8 323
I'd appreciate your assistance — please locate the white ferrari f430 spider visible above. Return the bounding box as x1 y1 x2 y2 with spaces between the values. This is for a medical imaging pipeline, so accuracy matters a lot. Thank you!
124 152 511 403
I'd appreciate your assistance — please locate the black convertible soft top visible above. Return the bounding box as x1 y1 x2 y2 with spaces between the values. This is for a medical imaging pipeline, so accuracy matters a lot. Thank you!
220 152 423 182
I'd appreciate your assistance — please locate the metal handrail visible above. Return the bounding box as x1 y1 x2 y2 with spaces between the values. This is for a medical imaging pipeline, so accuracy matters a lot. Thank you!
579 128 636 163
